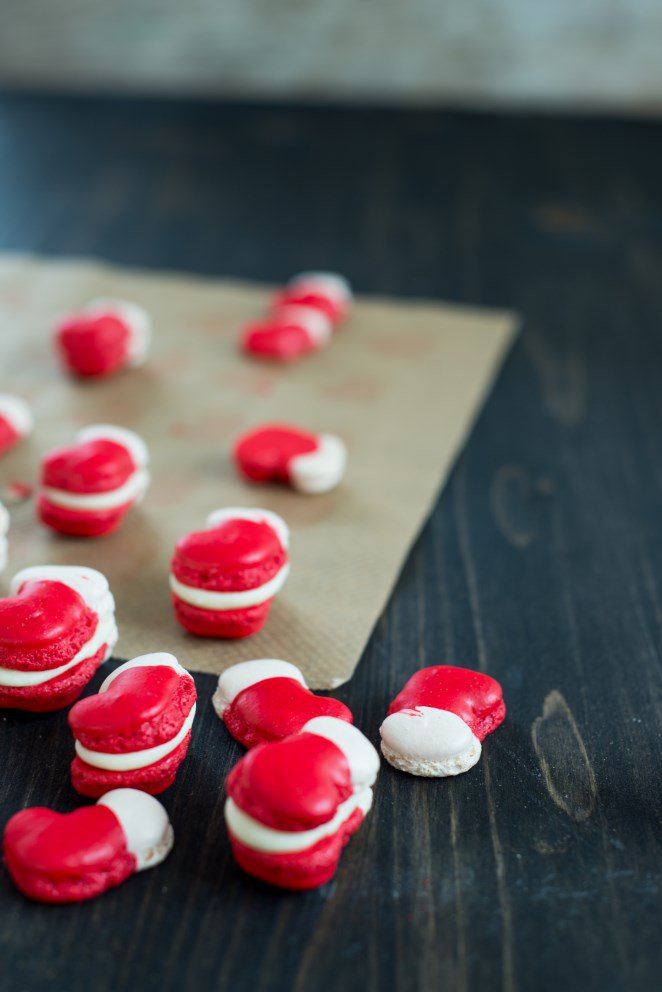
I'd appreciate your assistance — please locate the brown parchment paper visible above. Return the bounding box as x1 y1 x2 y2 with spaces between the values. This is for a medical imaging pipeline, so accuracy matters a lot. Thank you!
0 255 517 688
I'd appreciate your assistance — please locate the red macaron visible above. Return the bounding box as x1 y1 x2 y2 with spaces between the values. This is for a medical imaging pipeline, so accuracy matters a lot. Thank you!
271 272 352 327
68 652 197 797
225 716 379 890
170 507 290 638
240 305 332 363
38 424 150 537
0 394 33 457
54 298 151 378
212 658 353 748
0 565 117 712
379 665 506 777
3 789 173 903
233 423 347 494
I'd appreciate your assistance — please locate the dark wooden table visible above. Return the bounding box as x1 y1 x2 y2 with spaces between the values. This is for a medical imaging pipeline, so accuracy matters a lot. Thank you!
1 93 660 992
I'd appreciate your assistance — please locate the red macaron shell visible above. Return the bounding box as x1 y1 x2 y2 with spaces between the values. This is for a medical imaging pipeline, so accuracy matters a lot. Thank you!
0 579 97 672
3 804 135 903
234 425 318 486
0 647 106 713
388 666 506 742
0 416 21 456
227 732 353 832
241 321 317 363
42 438 137 494
228 804 365 890
71 732 193 798
37 497 133 537
224 677 353 748
171 517 287 593
171 596 271 638
56 313 131 378
69 665 196 752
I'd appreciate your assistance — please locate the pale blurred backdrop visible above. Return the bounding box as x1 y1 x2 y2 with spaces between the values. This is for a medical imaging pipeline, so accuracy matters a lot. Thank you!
1 0 662 110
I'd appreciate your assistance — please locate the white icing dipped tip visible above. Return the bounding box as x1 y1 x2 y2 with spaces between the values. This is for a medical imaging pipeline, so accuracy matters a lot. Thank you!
302 716 379 789
0 394 33 437
97 789 173 871
206 506 290 550
213 658 306 716
289 433 347 494
289 272 352 303
100 652 192 693
85 298 152 366
274 305 332 346
379 707 481 778
77 424 149 467
10 565 113 615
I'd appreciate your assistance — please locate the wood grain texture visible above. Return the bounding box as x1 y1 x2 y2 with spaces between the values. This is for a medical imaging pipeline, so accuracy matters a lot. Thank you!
0 94 661 992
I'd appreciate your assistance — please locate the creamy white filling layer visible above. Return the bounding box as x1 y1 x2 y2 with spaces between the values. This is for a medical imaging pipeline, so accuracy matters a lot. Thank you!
41 468 150 512
0 614 118 688
74 704 196 771
225 786 372 854
169 563 289 612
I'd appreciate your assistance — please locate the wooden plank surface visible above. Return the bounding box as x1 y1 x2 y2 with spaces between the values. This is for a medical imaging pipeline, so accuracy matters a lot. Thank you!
0 94 660 992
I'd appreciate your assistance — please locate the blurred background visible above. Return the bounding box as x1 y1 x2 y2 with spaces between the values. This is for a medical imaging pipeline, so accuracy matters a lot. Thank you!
1 0 662 111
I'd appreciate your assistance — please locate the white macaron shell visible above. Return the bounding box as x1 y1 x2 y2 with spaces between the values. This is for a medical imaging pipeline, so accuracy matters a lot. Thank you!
214 658 307 714
288 433 347 494
100 652 192 693
0 394 33 436
86 297 152 366
379 706 481 773
206 506 290 550
97 789 173 871
302 716 379 789
9 564 114 616
76 424 149 468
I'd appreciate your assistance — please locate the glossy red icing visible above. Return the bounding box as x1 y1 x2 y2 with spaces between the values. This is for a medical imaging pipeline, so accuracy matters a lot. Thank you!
388 665 506 741
0 579 96 672
171 516 287 593
42 438 136 494
227 732 352 831
0 416 21 456
225 677 353 748
272 288 346 324
3 804 135 903
241 320 317 363
234 425 318 485
56 312 131 378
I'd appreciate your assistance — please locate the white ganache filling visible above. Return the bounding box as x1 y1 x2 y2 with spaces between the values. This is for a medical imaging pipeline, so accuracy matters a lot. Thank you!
225 786 372 855
85 298 152 367
213 658 306 716
169 563 289 612
75 704 196 771
98 789 173 871
0 613 118 688
41 467 150 512
288 433 347 494
0 394 33 436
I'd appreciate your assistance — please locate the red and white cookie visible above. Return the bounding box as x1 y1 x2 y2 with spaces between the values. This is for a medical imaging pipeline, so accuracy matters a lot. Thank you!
54 298 151 378
3 788 173 903
233 423 347 494
69 652 197 797
0 394 33 456
225 715 379 890
0 565 117 712
170 507 290 639
379 665 506 777
272 272 352 327
0 501 8 573
38 424 150 537
213 659 353 748
240 305 332 363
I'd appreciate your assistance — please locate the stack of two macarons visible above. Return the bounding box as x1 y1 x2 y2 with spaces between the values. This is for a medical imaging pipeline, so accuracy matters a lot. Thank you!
241 272 352 363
